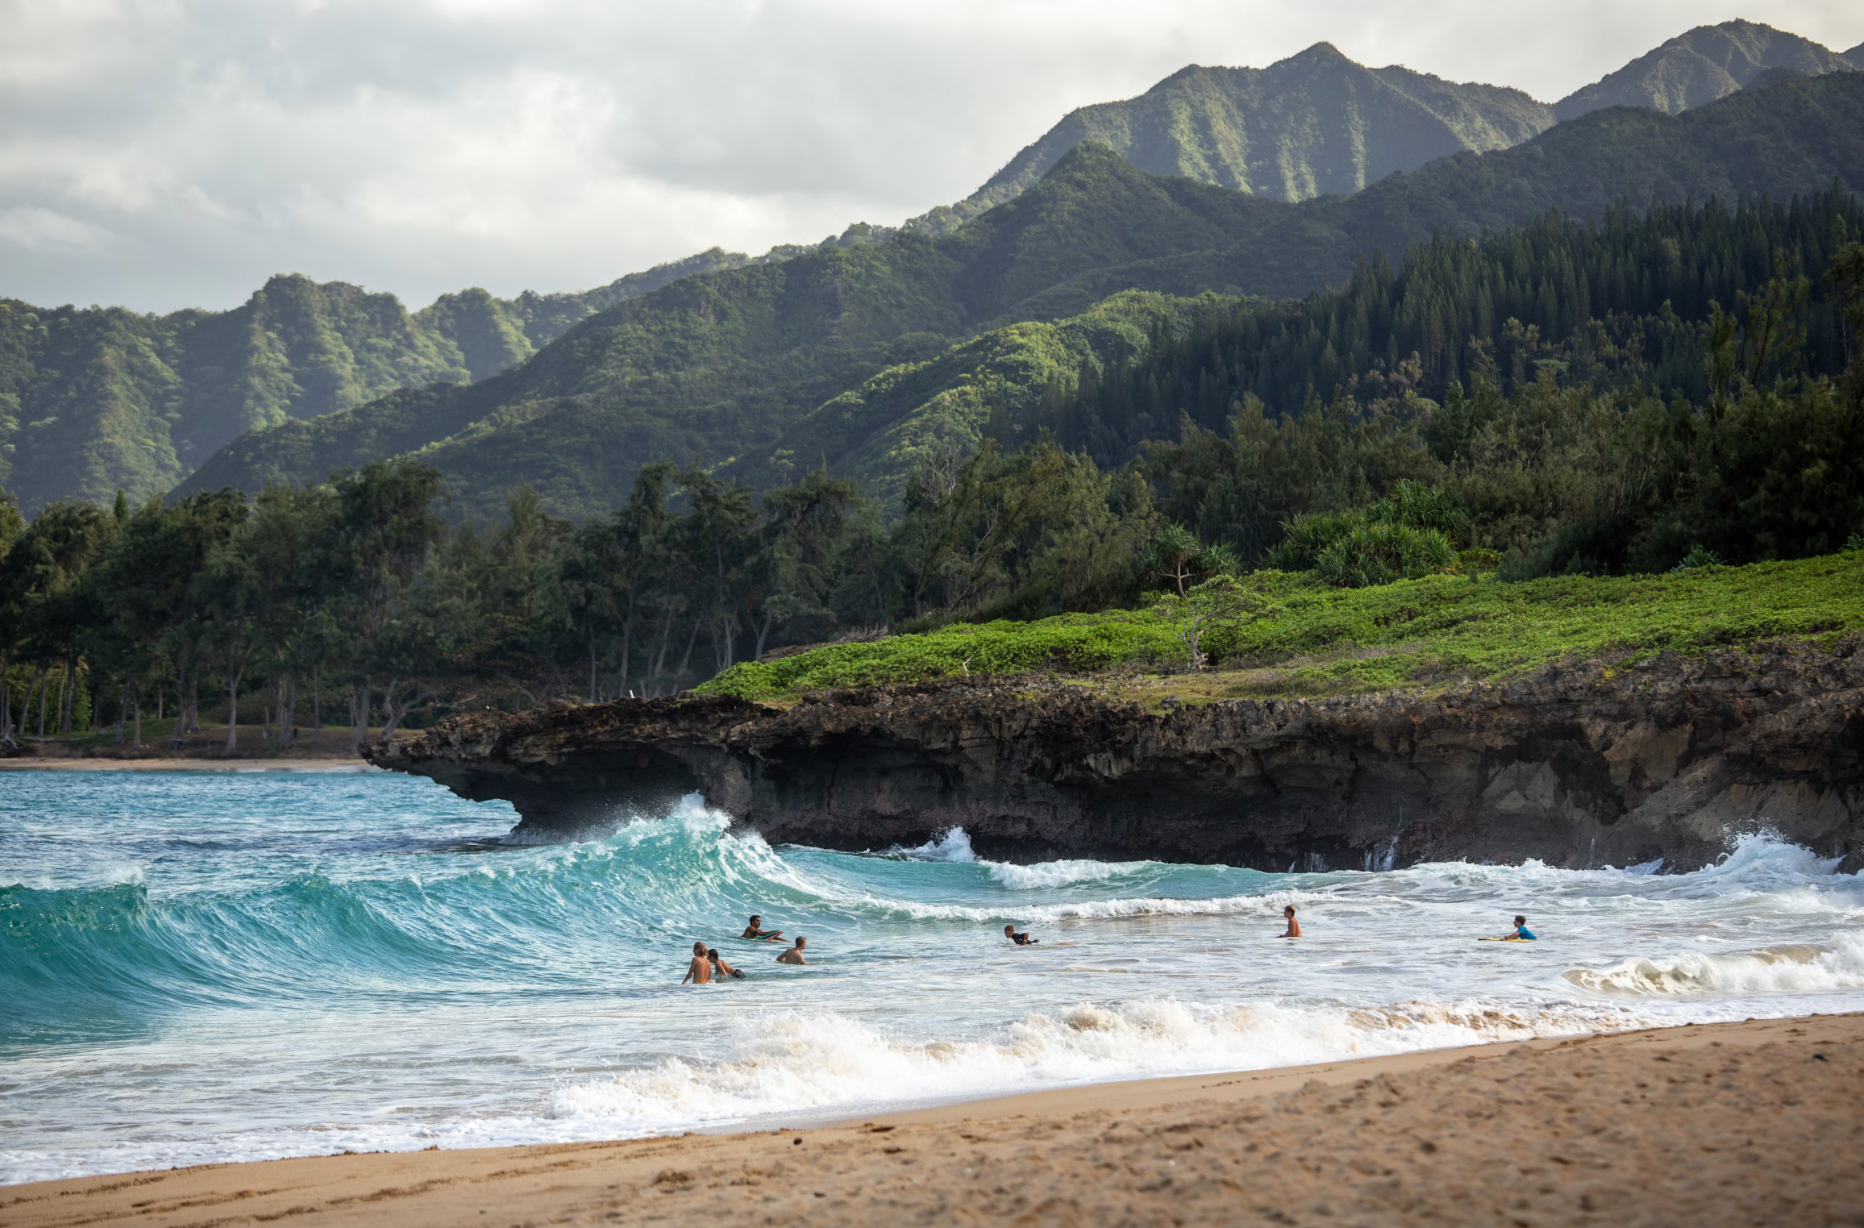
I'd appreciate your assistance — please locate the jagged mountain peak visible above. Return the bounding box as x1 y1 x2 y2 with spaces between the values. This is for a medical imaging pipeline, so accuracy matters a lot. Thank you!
947 42 1554 218
1553 19 1856 121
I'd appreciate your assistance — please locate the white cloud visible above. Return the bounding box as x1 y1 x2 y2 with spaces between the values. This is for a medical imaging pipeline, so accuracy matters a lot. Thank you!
0 206 117 253
0 0 1858 312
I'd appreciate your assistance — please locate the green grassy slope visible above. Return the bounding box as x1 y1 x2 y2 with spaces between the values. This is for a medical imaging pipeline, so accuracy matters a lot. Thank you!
1553 19 1855 121
698 550 1864 701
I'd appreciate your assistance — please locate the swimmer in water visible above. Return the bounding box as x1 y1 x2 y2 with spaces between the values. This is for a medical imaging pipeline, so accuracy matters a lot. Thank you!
708 948 745 979
681 941 714 984
1003 924 1039 945
1280 905 1302 938
1510 915 1537 940
742 915 784 941
776 936 808 965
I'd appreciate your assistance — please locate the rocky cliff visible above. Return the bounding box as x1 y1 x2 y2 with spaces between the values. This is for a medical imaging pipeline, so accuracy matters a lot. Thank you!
367 639 1864 872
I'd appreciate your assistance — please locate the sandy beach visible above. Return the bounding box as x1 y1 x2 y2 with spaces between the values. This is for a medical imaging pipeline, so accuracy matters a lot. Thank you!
5 1013 1858 1227
0 758 372 771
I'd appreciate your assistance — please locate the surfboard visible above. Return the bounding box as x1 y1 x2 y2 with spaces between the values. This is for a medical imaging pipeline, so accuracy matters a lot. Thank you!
1478 936 1533 942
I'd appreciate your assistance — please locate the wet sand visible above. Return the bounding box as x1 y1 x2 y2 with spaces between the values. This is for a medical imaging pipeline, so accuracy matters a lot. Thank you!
5 1012 1859 1227
0 758 371 771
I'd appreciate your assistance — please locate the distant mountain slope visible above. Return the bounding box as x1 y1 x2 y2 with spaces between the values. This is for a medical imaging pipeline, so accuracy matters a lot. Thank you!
1846 41 1863 68
0 247 759 512
179 149 1281 515
182 71 1864 522
1011 69 1864 317
1552 19 1854 121
912 42 1552 231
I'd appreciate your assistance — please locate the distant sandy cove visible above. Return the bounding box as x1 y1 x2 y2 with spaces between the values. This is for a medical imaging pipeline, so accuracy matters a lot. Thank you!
0 758 372 771
4 1012 1859 1227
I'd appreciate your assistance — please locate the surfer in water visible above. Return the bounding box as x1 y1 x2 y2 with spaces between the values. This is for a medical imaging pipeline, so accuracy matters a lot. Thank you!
1280 905 1302 938
708 948 746 979
681 941 715 984
777 936 808 964
742 915 784 941
1003 924 1039 945
1510 915 1537 940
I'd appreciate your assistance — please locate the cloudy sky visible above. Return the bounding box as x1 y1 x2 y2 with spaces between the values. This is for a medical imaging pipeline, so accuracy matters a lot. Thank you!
3 0 1859 314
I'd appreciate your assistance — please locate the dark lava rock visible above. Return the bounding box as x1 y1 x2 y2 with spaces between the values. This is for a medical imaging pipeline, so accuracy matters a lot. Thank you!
368 639 1864 871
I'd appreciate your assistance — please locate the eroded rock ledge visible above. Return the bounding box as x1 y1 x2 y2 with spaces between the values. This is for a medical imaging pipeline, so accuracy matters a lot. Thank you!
366 639 1864 871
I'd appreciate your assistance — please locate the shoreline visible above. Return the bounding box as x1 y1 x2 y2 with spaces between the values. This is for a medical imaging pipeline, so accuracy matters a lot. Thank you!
6 1012 1860 1225
0 757 374 772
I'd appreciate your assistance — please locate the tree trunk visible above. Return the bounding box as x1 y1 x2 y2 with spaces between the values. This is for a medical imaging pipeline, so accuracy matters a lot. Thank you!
312 667 321 740
280 676 296 749
753 612 775 663
0 650 13 747
132 684 142 749
55 664 69 735
617 619 632 698
225 665 242 755
353 677 371 751
115 683 126 744
588 641 598 703
675 618 702 686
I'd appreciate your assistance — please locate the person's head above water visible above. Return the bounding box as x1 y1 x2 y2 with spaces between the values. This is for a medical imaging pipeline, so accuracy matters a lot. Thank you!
793 936 806 948
1284 905 1296 916
692 941 707 956
1515 915 1527 925
1003 925 1016 936
707 948 721 961
748 915 762 926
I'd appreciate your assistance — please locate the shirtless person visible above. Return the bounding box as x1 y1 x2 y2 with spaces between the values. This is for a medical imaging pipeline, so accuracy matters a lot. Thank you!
1280 905 1302 938
1003 924 1039 945
742 915 784 941
681 941 714 984
708 948 745 979
776 936 808 965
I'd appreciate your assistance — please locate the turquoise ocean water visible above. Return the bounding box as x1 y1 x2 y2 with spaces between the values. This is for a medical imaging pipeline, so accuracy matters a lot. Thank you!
3 768 1862 1184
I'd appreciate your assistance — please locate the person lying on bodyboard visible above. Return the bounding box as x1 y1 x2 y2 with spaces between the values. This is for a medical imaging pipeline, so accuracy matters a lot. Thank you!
1480 915 1538 941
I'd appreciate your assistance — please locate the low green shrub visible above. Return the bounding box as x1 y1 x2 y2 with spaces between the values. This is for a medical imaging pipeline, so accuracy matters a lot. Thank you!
696 551 1864 700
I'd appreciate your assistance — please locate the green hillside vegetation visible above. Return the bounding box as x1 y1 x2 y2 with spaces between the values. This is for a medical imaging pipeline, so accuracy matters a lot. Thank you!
6 211 1863 741
180 145 1282 518
929 42 1554 223
178 72 1864 522
0 248 762 514
736 187 1862 515
1552 19 1856 121
697 549 1864 701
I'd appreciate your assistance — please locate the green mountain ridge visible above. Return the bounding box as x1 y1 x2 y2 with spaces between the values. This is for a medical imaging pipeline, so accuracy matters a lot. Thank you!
178 71 1864 521
0 248 761 513
1552 19 1856 122
13 20 1864 516
925 41 1555 223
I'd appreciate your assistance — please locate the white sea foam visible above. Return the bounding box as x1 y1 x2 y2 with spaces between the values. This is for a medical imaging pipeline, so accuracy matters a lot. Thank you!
1564 932 1864 997
546 996 1651 1132
986 859 1148 889
891 827 978 862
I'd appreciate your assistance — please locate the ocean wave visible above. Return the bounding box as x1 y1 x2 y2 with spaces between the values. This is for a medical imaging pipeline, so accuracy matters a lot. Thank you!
885 827 979 862
1563 933 1864 997
547 995 1649 1132
986 859 1150 890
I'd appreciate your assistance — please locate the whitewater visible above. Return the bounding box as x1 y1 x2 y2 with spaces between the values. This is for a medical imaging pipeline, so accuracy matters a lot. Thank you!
3 770 1862 1185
